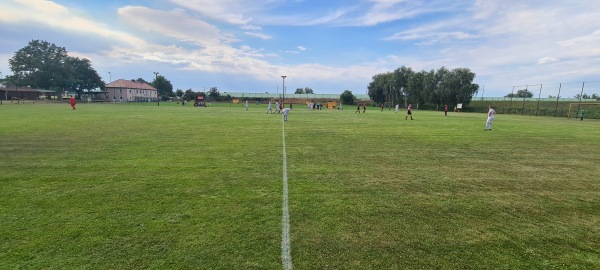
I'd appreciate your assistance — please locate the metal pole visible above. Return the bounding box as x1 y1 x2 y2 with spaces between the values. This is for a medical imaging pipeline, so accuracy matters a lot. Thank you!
576 82 585 119
554 83 561 117
154 72 160 106
388 83 391 110
281 76 286 109
536 84 542 116
521 85 528 115
481 85 485 101
509 86 515 113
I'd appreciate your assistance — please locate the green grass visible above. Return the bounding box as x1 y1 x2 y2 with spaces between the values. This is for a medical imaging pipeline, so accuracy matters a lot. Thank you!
1 103 599 269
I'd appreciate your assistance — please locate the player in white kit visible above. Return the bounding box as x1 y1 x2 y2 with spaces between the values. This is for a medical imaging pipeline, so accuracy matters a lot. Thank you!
485 106 496 130
282 108 290 121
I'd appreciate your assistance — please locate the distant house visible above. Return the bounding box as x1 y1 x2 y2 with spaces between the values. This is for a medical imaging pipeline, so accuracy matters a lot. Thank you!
106 79 158 102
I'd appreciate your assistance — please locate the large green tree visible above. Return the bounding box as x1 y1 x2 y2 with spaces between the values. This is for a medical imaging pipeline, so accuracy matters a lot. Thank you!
506 89 534 98
151 75 174 101
294 87 314 94
340 90 356 104
369 65 479 108
7 40 104 95
64 57 105 96
368 72 394 104
208 87 220 100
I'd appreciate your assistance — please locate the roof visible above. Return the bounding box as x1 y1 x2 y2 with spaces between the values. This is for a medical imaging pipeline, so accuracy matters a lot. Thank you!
107 79 156 90
0 86 56 93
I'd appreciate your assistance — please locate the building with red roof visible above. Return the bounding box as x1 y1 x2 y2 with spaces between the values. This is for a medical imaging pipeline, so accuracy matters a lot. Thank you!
106 79 158 102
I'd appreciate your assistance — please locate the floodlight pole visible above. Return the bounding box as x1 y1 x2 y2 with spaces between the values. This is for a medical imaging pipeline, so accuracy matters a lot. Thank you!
281 75 286 108
154 72 160 106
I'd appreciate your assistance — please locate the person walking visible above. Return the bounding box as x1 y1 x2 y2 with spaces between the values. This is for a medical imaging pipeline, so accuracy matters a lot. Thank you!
405 104 413 120
69 96 76 110
444 104 448 116
267 100 273 114
485 106 496 130
355 103 361 113
395 104 399 114
245 100 249 111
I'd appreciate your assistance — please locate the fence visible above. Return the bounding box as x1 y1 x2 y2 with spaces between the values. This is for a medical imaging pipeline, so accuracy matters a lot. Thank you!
468 81 600 119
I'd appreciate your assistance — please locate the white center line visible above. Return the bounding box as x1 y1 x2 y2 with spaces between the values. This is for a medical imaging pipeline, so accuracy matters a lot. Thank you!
281 117 293 270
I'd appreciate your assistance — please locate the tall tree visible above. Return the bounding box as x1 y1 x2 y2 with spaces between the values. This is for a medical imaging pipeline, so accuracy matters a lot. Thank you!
406 70 426 106
368 72 392 103
304 87 314 94
368 65 479 108
175 89 184 98
294 88 304 94
7 40 104 96
64 57 105 96
8 40 69 89
448 67 479 105
393 66 413 105
134 78 149 84
151 75 174 100
340 90 356 104
208 87 220 100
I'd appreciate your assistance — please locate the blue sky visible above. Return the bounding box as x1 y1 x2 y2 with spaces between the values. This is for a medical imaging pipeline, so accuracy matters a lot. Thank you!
1 0 600 97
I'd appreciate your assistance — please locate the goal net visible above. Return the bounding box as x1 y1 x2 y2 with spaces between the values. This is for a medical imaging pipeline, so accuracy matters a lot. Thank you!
568 103 600 119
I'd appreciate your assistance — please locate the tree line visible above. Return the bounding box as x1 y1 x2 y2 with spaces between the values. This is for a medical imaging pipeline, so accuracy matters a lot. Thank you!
368 66 479 108
6 40 105 97
4 40 176 100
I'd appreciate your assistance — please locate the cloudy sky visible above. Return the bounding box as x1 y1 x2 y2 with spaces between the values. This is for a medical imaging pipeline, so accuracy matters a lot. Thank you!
1 0 600 97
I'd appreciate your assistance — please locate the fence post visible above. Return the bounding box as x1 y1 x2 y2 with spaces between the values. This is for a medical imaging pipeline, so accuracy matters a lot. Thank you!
509 86 514 111
521 85 528 115
554 83 561 117
576 82 585 117
536 84 542 116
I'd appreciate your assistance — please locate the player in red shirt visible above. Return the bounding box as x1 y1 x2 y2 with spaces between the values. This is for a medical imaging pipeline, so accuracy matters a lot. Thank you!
70 96 76 110
405 104 413 120
355 103 361 113
363 102 366 113
444 104 448 116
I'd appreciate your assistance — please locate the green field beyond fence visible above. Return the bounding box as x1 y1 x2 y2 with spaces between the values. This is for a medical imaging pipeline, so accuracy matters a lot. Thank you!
466 100 600 119
1 104 599 269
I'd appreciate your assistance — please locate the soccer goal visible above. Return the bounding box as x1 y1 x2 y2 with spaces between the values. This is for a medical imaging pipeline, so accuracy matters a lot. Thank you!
567 103 600 119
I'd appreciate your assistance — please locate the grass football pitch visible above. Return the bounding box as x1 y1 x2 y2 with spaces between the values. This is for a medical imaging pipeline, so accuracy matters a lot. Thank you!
1 103 599 269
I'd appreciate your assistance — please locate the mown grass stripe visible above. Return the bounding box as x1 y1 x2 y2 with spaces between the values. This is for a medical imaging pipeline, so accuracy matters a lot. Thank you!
281 116 293 270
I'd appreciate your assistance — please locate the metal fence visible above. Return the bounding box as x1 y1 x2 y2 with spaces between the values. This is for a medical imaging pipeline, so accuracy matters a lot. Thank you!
469 81 600 119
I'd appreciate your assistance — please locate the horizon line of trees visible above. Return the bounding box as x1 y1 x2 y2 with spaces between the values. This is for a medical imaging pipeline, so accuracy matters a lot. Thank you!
368 66 479 108
4 40 177 100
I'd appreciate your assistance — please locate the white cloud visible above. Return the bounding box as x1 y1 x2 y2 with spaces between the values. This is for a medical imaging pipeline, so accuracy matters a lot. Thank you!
537 57 559 65
240 25 262 30
297 46 306 51
168 0 275 27
558 30 600 47
243 32 272 40
118 6 237 46
0 0 147 49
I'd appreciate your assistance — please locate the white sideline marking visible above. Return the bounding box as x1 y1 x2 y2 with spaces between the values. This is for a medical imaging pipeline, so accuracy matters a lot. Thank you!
281 118 293 270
